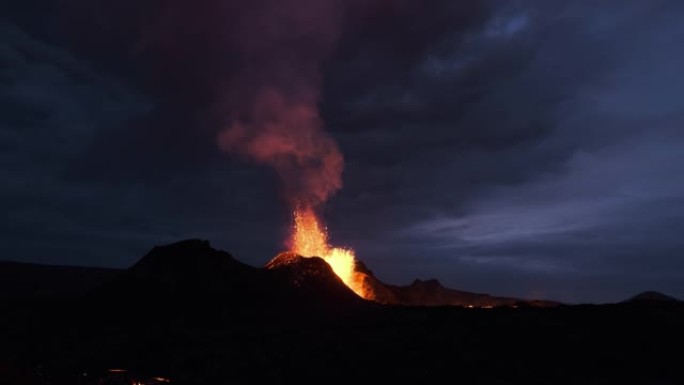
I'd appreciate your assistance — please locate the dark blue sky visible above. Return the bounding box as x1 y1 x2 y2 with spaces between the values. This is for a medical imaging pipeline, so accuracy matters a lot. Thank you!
2 0 683 303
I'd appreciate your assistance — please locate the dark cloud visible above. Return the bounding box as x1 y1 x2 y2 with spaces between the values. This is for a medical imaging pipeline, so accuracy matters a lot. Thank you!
322 0 684 303
1 0 684 303
0 22 288 267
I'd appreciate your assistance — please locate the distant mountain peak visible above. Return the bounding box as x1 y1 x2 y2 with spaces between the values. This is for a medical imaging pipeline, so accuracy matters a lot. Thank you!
626 291 681 303
128 238 245 274
94 239 258 299
410 278 443 288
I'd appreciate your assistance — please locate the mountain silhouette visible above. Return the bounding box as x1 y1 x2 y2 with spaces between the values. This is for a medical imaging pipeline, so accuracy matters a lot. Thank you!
624 290 681 303
2 240 684 385
92 239 265 299
3 239 557 307
353 259 559 307
91 240 367 312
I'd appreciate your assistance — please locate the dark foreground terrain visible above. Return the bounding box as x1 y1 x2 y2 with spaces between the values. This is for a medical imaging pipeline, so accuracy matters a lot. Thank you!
1 240 683 384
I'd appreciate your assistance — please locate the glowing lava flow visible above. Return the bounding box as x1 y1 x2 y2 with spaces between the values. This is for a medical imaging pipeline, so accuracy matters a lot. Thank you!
291 206 368 298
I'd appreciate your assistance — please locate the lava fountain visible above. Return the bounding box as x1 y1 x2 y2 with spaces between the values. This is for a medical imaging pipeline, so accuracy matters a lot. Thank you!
291 205 369 299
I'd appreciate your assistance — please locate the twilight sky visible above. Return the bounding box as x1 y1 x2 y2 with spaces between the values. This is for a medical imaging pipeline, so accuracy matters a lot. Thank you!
2 0 683 303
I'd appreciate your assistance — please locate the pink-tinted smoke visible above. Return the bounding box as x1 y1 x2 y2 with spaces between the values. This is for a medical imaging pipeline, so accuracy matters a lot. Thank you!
218 89 343 207
216 0 347 208
60 0 376 207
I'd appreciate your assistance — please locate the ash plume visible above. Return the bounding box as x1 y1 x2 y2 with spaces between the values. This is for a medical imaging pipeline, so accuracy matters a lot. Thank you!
216 0 347 208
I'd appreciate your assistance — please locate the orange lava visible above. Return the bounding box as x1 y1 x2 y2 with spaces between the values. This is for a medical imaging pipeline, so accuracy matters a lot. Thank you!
291 206 368 298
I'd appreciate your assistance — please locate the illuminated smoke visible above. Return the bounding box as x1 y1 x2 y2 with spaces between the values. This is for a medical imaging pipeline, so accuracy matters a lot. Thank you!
217 0 346 208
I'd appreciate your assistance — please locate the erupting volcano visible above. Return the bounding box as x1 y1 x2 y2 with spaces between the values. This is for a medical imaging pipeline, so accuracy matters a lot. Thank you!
211 0 371 300
290 205 369 299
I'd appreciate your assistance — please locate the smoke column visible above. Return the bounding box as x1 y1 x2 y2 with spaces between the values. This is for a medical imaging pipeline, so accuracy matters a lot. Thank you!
217 0 346 208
